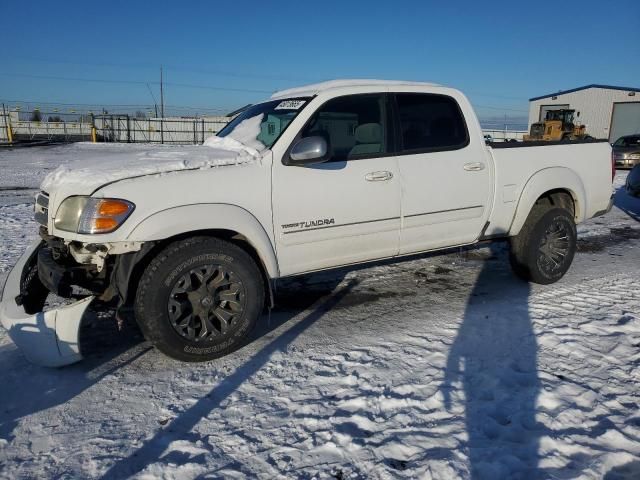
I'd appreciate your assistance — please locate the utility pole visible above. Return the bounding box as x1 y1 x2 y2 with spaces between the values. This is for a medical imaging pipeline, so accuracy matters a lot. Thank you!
504 113 507 141
2 103 13 144
160 65 165 144
145 83 159 120
160 66 165 118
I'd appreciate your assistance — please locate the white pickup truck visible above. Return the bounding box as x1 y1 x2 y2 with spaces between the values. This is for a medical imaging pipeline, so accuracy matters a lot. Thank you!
0 80 614 366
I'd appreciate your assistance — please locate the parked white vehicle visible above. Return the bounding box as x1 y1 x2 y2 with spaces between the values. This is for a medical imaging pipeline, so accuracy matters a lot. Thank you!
0 80 614 366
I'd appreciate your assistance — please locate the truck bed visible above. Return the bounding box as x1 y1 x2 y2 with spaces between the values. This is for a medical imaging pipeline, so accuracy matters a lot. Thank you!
489 139 610 148
484 140 613 237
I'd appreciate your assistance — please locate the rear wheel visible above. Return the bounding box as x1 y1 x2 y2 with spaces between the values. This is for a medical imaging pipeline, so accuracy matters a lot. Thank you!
509 204 576 284
134 237 264 362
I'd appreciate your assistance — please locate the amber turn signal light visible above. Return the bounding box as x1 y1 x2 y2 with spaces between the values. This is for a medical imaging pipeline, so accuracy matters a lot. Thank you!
98 199 133 217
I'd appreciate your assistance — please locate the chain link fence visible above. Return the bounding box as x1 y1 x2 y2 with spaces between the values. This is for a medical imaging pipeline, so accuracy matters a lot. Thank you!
0 108 9 143
0 105 231 145
93 115 229 144
1 105 528 146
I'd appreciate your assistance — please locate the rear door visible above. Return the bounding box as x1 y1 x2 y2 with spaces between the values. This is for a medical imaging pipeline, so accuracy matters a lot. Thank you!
272 93 401 276
392 92 492 254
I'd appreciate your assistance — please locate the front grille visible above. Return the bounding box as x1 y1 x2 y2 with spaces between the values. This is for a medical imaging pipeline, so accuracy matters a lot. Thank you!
34 191 49 227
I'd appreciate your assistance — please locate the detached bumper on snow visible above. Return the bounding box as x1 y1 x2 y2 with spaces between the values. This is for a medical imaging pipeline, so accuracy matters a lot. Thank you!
0 241 93 367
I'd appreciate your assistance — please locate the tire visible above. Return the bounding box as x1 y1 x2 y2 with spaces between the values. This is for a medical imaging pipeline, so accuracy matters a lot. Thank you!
134 237 264 362
509 205 577 285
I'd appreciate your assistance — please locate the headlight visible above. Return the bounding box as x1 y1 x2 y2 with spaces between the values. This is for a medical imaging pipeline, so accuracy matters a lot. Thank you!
54 196 135 234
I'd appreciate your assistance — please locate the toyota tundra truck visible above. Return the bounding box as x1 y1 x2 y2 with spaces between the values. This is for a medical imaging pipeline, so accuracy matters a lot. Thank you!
0 80 615 366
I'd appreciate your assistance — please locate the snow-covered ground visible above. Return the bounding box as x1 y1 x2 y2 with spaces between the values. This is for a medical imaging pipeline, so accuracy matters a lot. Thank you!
0 145 639 479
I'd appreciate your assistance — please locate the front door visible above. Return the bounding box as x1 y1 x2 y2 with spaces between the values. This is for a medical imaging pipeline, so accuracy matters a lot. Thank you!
272 93 401 276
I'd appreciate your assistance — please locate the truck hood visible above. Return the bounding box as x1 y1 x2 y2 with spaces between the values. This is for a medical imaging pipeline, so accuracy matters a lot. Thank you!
41 138 262 201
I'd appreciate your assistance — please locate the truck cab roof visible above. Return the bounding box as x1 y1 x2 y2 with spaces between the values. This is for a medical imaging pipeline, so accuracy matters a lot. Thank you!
271 79 441 99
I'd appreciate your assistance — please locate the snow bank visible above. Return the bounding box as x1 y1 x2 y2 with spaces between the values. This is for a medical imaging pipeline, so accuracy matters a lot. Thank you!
40 141 261 193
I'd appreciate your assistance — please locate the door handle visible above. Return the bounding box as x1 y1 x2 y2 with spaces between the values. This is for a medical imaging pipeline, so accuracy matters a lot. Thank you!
365 171 394 182
463 162 485 171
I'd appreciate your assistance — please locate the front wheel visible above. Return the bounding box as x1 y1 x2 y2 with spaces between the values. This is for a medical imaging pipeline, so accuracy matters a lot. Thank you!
134 237 264 362
509 206 577 284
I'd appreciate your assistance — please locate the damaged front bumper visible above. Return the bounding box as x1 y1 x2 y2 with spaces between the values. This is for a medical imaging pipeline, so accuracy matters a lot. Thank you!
0 241 94 367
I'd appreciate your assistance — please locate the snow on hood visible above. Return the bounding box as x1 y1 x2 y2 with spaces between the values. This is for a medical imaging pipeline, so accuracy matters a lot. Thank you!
40 141 261 194
202 135 259 156
208 112 266 154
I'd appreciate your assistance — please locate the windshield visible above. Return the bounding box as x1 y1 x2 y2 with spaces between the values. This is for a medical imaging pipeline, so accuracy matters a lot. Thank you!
546 110 574 123
614 135 640 147
217 98 310 150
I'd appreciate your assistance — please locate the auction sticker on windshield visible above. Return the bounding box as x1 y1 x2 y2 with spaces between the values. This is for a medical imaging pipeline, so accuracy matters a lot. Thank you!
275 100 306 110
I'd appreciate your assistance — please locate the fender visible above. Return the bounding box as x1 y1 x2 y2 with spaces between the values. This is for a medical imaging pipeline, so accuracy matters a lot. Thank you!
126 203 279 278
509 167 587 236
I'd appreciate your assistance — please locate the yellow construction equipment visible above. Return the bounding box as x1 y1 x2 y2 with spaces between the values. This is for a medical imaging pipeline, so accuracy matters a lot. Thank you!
524 109 593 142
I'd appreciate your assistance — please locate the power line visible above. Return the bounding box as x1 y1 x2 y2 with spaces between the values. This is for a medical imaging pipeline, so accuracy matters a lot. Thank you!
7 60 534 102
146 83 159 108
466 90 528 101
0 98 229 111
13 57 320 84
0 99 233 118
472 103 528 113
0 72 275 94
22 59 536 102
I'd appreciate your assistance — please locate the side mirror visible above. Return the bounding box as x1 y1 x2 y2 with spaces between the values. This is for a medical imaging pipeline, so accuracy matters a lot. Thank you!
287 136 329 166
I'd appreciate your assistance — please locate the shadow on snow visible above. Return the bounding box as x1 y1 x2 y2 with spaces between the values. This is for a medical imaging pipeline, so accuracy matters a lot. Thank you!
100 274 354 479
441 243 541 479
0 313 150 442
3 238 633 477
614 174 640 223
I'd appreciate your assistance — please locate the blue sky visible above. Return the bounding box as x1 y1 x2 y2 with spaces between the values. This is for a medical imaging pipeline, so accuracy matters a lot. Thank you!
1 0 638 122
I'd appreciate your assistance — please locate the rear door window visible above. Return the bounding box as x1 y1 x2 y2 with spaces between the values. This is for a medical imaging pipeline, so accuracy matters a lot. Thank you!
394 93 469 153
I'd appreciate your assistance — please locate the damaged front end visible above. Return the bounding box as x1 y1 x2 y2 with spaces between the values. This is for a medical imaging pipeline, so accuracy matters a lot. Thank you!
0 240 92 367
1 225 148 367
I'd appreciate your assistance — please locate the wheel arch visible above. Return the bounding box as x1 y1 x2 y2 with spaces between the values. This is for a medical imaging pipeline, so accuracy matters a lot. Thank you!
119 228 275 315
116 204 278 311
508 167 586 236
126 203 279 278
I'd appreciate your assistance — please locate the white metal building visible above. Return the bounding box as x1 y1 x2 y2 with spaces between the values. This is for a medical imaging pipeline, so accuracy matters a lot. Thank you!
528 84 640 141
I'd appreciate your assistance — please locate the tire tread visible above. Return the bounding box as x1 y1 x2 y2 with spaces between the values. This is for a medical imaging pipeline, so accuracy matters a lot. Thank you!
135 236 264 362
